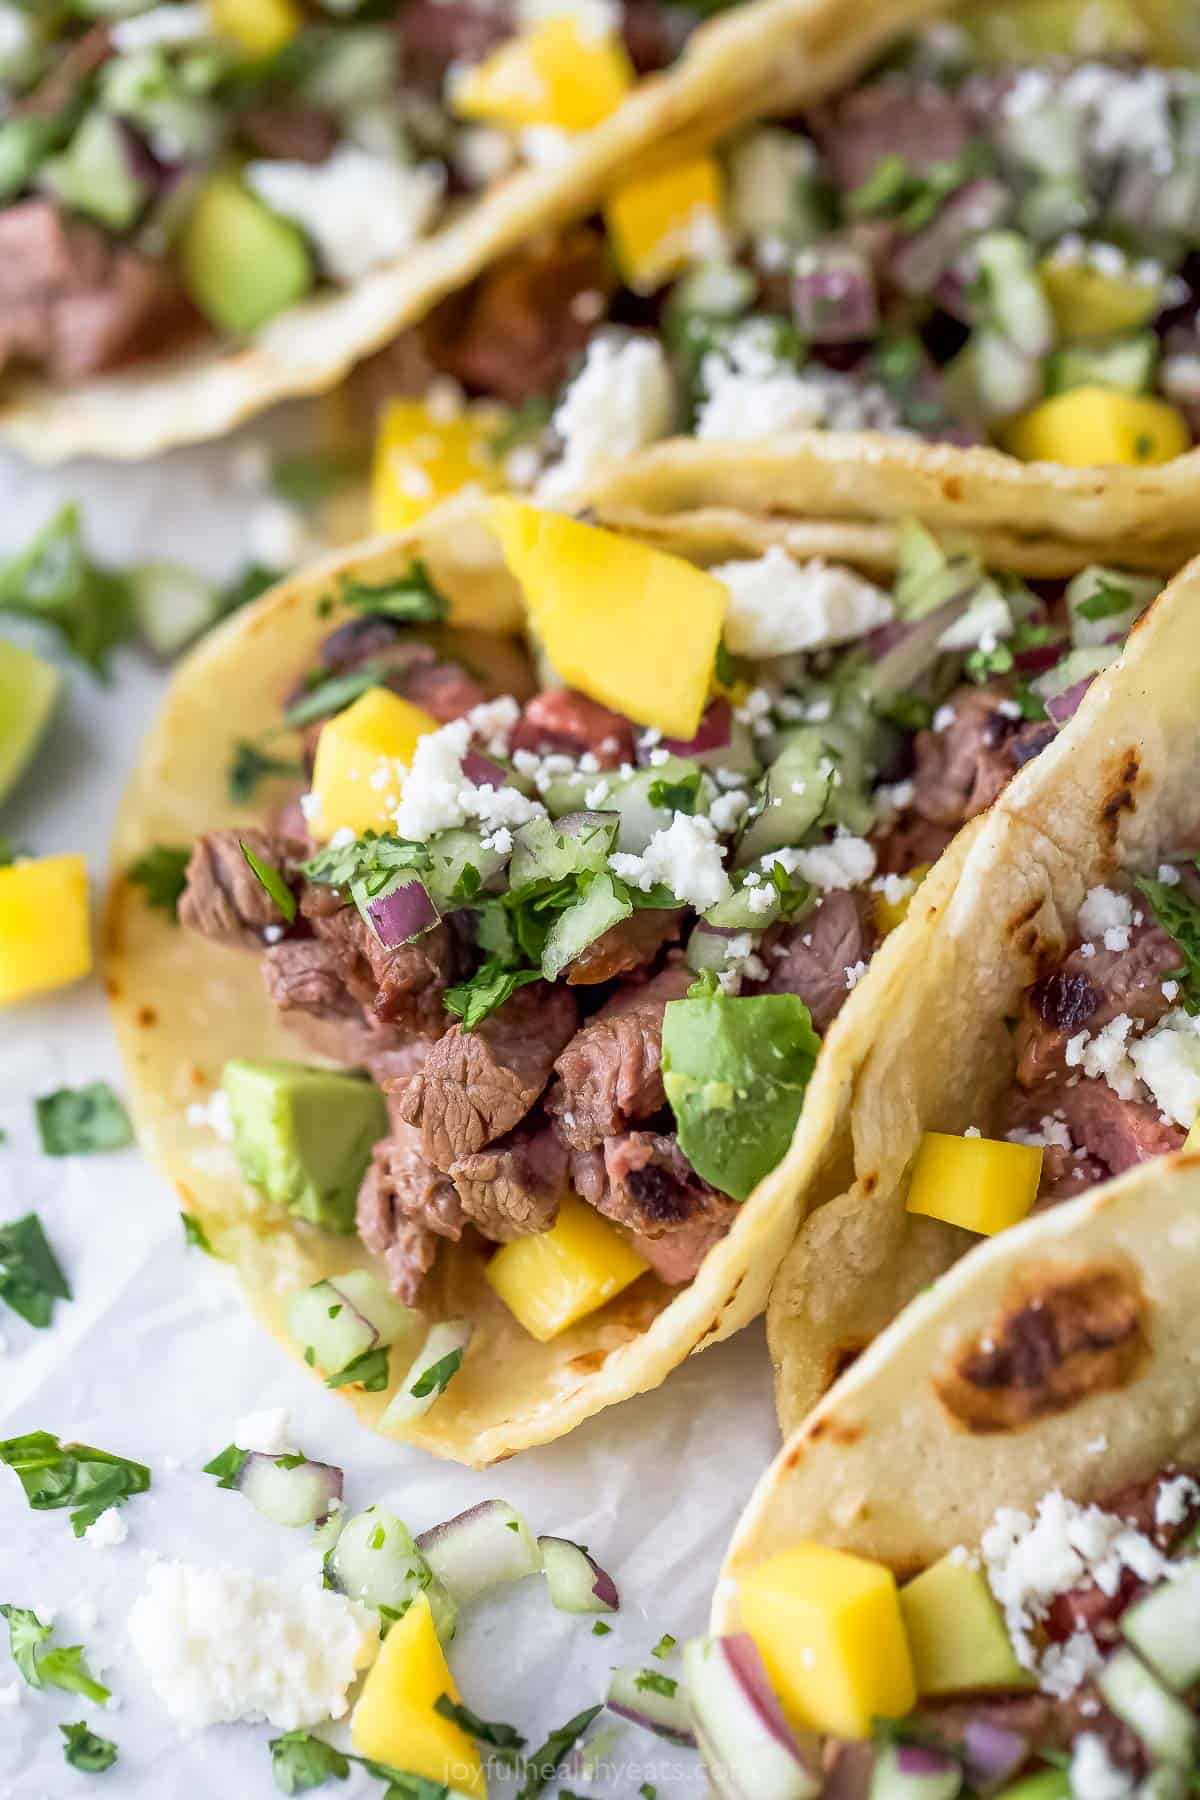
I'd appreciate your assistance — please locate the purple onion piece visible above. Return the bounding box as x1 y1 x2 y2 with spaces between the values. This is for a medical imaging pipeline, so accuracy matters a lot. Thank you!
961 1721 1029 1794
1044 675 1096 726
792 246 879 343
462 749 509 788
538 1535 620 1613
891 178 1012 299
366 878 439 946
660 698 734 758
895 1745 960 1778
721 1636 805 1756
865 592 974 701
1011 638 1066 677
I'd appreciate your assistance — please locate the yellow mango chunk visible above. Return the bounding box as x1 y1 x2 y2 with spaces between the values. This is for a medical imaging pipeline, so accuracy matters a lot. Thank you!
491 501 727 739
485 1195 648 1341
1040 260 1161 340
900 1554 1034 1696
606 155 725 293
372 400 503 534
309 687 439 843
906 1131 1042 1236
873 863 931 938
452 17 633 133
208 0 301 56
1184 1114 1200 1153
739 1543 916 1739
352 1594 486 1799
1002 387 1190 467
0 855 91 1006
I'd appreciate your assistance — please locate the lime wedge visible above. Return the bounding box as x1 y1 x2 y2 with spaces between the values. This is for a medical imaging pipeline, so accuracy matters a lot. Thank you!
0 638 59 802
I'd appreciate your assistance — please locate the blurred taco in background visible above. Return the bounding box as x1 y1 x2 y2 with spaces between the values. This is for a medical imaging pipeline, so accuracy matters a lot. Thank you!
103 490 1169 1465
691 1150 1200 1800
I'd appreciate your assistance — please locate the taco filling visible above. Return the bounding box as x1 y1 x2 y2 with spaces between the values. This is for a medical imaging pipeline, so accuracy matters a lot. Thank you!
0 0 709 386
170 512 1154 1348
690 1465 1200 1799
367 27 1200 521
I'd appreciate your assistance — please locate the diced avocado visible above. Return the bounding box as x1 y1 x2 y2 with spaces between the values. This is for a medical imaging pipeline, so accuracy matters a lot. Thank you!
661 993 819 1202
40 111 150 231
0 639 59 803
900 1554 1034 1697
222 1059 387 1232
177 173 314 337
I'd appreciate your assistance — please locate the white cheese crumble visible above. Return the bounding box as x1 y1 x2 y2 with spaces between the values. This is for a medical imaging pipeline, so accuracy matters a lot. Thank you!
937 586 1014 652
762 835 876 894
712 549 894 658
696 321 902 439
392 714 542 841
186 1088 234 1143
128 1561 377 1729
609 813 731 911
1006 1114 1073 1152
1077 886 1134 941
517 0 620 38
1129 1010 1200 1128
111 3 209 52
538 335 675 506
1064 1014 1139 1100
844 959 868 991
1069 1733 1136 1800
1157 863 1182 886
247 149 444 284
84 1508 129 1550
234 1408 292 1457
1156 1474 1199 1528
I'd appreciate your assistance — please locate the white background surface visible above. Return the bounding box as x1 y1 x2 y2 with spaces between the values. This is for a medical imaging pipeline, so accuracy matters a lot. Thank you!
0 426 781 1799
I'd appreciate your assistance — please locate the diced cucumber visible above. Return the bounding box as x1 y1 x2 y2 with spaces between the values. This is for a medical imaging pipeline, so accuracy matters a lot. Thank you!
1031 643 1116 702
508 812 618 890
1066 565 1158 649
974 232 1055 357
540 770 594 817
416 1501 542 1604
727 128 827 247
671 260 757 319
1121 1559 1200 1692
423 828 510 907
332 1268 417 1348
0 638 58 803
324 1505 457 1643
735 731 830 866
286 1279 378 1376
539 1537 619 1614
40 111 150 231
1097 1647 1197 1765
178 172 314 338
974 327 1043 419
1046 333 1157 398
702 880 778 932
541 872 632 981
868 1744 962 1800
606 1665 695 1745
608 758 704 854
129 561 222 659
895 521 984 621
381 1319 472 1432
811 709 879 835
236 1452 343 1529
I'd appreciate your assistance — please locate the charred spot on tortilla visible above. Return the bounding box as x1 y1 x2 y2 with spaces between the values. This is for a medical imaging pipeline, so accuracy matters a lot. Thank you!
568 1348 608 1375
805 1410 863 1447
1010 895 1043 932
829 1343 866 1386
933 1258 1149 1434
1100 747 1143 838
861 1170 879 1197
137 1006 157 1028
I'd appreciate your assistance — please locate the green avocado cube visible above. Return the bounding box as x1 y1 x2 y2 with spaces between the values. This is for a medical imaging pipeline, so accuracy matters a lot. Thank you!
0 639 58 804
222 1059 387 1233
899 1554 1034 1697
177 172 314 337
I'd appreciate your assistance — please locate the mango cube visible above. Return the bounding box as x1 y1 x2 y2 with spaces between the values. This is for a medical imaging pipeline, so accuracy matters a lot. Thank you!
739 1543 916 1739
209 0 301 56
0 854 91 1005
606 155 725 293
1002 387 1190 467
351 1593 486 1798
484 1195 648 1341
1039 260 1162 339
372 399 503 534
873 863 931 938
900 1554 1033 1696
906 1131 1042 1236
491 501 728 739
452 17 633 133
1185 1114 1200 1153
309 687 439 842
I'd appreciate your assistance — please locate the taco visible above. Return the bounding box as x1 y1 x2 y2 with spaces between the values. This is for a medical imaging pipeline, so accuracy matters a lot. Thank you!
0 0 928 464
766 545 1200 1440
105 498 1163 1465
686 1151 1200 1800
350 0 1200 573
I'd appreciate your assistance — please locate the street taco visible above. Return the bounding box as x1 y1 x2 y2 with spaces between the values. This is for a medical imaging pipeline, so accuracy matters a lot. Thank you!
689 1151 1200 1800
0 0 928 464
767 546 1200 1439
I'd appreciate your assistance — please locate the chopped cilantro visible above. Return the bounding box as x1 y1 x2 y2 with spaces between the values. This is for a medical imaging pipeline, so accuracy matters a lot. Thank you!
368 1524 386 1551
640 1787 658 1800
180 1211 216 1255
410 1347 463 1399
965 640 1015 683
651 1633 676 1658
591 1620 611 1636
339 561 449 625
687 970 722 1000
326 1346 390 1392
239 839 297 923
1 1605 110 1702
877 691 935 732
647 773 701 815
490 394 554 456
127 845 190 920
0 1214 70 1328
1012 679 1049 722
35 1084 132 1157
1134 871 1200 1013
202 1444 249 1490
269 1729 351 1794
0 1430 150 1535
516 1706 604 1800
434 1694 525 1752
1076 577 1134 623
634 1669 678 1698
60 1721 118 1773
270 449 366 512
0 504 133 676
228 740 304 805
849 148 986 231
444 961 542 1031
280 661 394 730
302 831 429 893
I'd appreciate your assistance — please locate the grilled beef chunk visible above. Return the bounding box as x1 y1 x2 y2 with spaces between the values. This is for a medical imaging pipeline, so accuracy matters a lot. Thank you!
179 828 296 949
301 889 465 1035
909 685 1027 829
357 1116 466 1304
398 0 515 92
292 627 489 764
1015 917 1183 1087
749 891 875 1034
564 908 686 985
510 687 635 767
448 1121 567 1240
628 1209 735 1284
239 103 339 163
399 981 578 1170
811 79 971 194
571 1133 736 1273
548 959 693 1149
872 815 954 876
1003 1079 1183 1195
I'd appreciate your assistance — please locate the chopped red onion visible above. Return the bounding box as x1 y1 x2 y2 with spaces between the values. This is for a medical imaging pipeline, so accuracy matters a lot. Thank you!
865 593 974 701
892 179 1012 298
1044 675 1095 726
366 878 440 946
659 699 733 759
792 247 878 343
462 749 509 789
961 1721 1029 1793
896 1746 959 1778
538 1536 620 1613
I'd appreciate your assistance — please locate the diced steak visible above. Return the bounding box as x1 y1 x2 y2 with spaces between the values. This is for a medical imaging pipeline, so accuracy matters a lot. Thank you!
448 1121 567 1241
547 959 694 1149
565 908 685 985
872 815 954 876
1015 916 1182 1087
239 103 339 163
399 981 578 1170
909 685 1025 829
811 79 971 195
573 1131 737 1247
357 1117 465 1304
749 891 875 1034
628 1210 733 1284
398 0 514 90
302 891 465 1035
291 627 488 765
179 828 296 950
262 937 358 1019
620 0 689 71
405 658 490 723
0 202 109 300
510 687 635 768
1004 1078 1183 1191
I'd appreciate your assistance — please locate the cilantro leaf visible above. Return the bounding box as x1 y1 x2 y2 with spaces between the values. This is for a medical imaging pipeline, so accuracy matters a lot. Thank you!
60 1721 118 1773
0 1214 70 1329
1 1606 109 1701
0 1430 150 1535
340 562 449 625
1076 576 1134 623
127 845 190 920
270 450 365 512
35 1645 110 1704
0 504 133 676
646 773 700 815
517 1706 603 1800
202 1444 249 1490
326 1346 390 1393
180 1211 216 1255
302 832 429 893
965 640 1015 683
591 1620 611 1636
269 1729 351 1794
0 1603 49 1684
239 839 297 923
443 961 542 1031
433 1694 525 1751
651 1633 676 1658
634 1669 678 1697
410 1348 462 1399
1134 872 1200 1012
281 662 394 730
228 740 304 805
35 1084 132 1157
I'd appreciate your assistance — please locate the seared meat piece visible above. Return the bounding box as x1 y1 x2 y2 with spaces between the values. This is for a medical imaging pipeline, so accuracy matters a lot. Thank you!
1015 917 1182 1087
399 982 578 1170
398 0 514 91
621 0 689 70
811 79 971 194
909 685 1026 829
565 908 685 985
1003 1079 1183 1193
293 626 488 763
358 1118 465 1304
749 891 875 1034
448 1122 567 1240
302 892 465 1035
405 659 490 723
872 815 954 876
263 937 357 1018
628 1210 734 1284
573 1130 736 1239
548 959 693 1149
239 104 339 163
510 687 635 768
179 828 295 950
